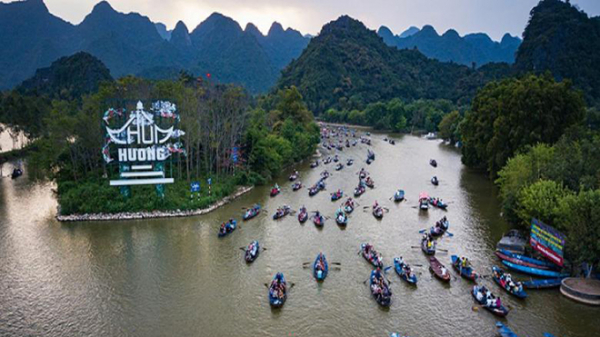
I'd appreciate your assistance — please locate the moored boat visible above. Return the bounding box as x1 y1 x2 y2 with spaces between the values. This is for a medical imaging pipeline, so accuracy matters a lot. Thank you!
430 159 437 167
369 268 392 307
268 272 288 308
335 163 344 171
522 277 567 289
365 177 375 188
496 230 527 255
289 171 299 181
492 266 527 299
245 240 260 263
310 160 319 168
431 176 439 186
429 256 451 282
451 255 478 281
394 257 418 285
292 182 302 191
501 260 568 278
472 286 509 317
497 249 557 269
313 253 329 281
495 250 554 270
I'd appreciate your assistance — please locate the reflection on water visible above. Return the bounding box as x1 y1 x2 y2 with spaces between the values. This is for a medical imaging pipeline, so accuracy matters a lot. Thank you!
0 133 598 337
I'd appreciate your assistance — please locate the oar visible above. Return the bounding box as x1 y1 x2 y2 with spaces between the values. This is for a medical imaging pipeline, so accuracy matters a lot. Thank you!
437 248 449 253
383 207 390 213
418 229 427 234
411 246 421 249
239 247 246 251
330 262 342 265
445 231 454 237
412 264 424 267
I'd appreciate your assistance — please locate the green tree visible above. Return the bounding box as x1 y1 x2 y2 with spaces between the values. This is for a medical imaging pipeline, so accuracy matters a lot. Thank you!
438 110 462 144
516 180 570 228
496 144 555 224
462 74 586 177
557 189 600 270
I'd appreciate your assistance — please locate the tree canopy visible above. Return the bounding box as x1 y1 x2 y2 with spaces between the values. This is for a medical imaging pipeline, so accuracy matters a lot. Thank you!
461 73 585 177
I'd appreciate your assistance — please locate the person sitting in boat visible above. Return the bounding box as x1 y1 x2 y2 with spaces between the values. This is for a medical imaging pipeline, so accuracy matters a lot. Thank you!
337 210 345 222
441 266 448 277
373 200 379 209
460 257 470 268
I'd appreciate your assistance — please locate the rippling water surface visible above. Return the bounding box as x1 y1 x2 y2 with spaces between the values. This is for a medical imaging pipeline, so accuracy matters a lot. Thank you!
0 132 598 337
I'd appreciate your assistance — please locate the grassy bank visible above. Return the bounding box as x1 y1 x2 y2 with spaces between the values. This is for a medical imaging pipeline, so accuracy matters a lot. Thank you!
57 175 241 215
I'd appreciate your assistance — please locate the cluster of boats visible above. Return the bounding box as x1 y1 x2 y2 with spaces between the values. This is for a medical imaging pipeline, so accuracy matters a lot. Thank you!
214 125 566 337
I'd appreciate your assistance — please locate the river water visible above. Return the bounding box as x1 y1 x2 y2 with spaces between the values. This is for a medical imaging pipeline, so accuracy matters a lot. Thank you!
0 132 598 337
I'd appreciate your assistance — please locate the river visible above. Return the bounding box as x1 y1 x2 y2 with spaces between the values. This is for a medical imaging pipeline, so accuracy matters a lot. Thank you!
0 131 598 337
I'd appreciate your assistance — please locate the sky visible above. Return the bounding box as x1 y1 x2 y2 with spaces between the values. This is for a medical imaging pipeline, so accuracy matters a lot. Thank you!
7 0 600 41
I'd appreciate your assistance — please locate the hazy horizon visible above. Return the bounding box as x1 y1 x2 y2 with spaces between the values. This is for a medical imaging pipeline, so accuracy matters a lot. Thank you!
2 0 600 41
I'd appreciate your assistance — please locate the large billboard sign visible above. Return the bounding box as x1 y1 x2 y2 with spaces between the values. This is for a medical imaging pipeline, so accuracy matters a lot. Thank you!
103 101 184 187
530 218 566 267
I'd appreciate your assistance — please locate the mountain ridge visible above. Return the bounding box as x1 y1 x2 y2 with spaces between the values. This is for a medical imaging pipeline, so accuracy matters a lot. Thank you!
378 24 521 67
0 0 310 93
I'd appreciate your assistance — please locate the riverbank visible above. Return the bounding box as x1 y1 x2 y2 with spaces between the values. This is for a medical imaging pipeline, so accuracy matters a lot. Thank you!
56 185 254 222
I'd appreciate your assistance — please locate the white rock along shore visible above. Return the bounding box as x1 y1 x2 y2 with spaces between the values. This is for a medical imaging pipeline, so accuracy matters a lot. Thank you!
56 186 254 222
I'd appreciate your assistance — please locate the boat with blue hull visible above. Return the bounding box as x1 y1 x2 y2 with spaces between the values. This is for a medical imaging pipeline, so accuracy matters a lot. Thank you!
268 273 288 308
394 258 418 285
498 249 557 269
313 253 329 281
370 268 391 307
522 277 567 289
502 260 568 278
218 219 237 237
496 322 519 337
243 205 261 221
393 189 405 202
451 255 478 282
